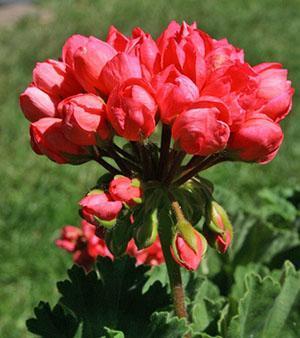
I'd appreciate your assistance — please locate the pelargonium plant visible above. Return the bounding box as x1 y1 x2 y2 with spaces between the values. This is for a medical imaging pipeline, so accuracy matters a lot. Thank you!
20 21 293 333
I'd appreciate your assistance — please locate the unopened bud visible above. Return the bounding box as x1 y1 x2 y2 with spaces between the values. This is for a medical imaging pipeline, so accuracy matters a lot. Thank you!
206 201 233 253
135 208 158 249
171 227 207 271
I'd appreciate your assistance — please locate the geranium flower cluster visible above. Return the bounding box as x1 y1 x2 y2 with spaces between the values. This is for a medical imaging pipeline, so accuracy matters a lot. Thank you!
20 21 293 165
20 21 293 272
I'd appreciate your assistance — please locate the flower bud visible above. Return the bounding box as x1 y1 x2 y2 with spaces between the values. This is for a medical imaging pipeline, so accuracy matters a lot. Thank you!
171 228 207 271
207 201 233 253
153 65 199 124
58 93 110 146
109 175 143 206
228 114 283 164
62 34 89 68
73 36 117 93
107 78 157 141
30 117 87 164
20 85 59 122
79 190 123 228
33 59 82 98
172 104 230 156
99 53 142 94
135 208 158 249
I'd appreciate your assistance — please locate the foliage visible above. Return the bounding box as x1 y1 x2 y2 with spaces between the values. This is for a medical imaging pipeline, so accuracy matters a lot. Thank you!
2 0 300 336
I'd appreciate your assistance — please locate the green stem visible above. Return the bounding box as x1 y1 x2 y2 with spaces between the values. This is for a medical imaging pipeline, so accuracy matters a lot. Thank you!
159 217 188 319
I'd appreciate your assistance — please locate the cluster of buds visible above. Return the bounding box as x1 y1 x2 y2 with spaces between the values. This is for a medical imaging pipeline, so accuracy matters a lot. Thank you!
20 21 293 272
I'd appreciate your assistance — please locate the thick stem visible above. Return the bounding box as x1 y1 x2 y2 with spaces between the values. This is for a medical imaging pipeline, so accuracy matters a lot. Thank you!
159 226 188 319
158 124 171 180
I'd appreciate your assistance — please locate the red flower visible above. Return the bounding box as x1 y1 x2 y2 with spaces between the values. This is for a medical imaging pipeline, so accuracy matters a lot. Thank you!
30 117 87 164
58 93 110 146
109 176 142 206
73 36 117 94
228 114 284 164
99 53 143 95
157 21 212 89
107 78 157 141
153 65 199 124
79 191 123 225
56 220 113 271
254 62 294 122
33 59 82 99
20 85 59 122
172 101 230 156
126 238 164 266
62 34 89 69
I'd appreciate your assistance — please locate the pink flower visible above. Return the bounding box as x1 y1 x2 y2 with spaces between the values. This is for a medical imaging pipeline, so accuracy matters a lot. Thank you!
107 78 157 141
130 27 161 79
58 93 110 146
126 238 164 266
30 117 87 164
79 191 123 224
172 101 230 156
99 53 142 95
106 26 130 52
202 62 258 131
109 176 142 206
56 220 113 271
33 59 82 99
205 38 244 76
170 230 206 271
157 21 212 89
254 62 294 122
228 114 284 164
73 36 117 93
20 85 59 122
153 65 199 124
62 34 89 68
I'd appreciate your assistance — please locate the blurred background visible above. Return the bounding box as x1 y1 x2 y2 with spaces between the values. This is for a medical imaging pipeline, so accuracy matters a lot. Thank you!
1 0 299 336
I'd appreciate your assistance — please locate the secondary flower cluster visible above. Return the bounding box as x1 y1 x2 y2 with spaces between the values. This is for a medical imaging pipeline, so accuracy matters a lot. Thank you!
56 220 164 271
20 21 293 166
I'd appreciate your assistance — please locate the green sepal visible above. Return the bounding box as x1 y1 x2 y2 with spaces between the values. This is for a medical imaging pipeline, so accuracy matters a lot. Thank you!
135 208 158 249
131 178 141 188
211 201 233 240
88 189 104 196
94 216 116 229
176 220 199 253
105 216 132 257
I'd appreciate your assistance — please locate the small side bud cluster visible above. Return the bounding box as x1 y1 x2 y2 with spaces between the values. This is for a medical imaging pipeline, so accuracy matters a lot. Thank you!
79 175 142 228
204 201 233 253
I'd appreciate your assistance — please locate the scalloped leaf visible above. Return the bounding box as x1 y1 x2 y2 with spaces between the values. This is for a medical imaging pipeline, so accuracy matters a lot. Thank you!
26 301 79 338
146 312 190 338
227 261 300 338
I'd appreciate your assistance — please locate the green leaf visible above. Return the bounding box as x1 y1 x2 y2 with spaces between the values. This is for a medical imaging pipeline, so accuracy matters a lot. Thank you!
146 312 190 338
142 264 170 294
26 301 79 338
227 261 300 338
102 327 125 338
186 273 224 334
44 257 169 338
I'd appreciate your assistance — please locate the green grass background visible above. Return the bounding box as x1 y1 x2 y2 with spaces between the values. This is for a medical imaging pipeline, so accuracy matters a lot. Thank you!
0 0 299 336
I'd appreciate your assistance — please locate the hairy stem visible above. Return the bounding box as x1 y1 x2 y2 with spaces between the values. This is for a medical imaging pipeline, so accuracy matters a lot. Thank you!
159 222 188 319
